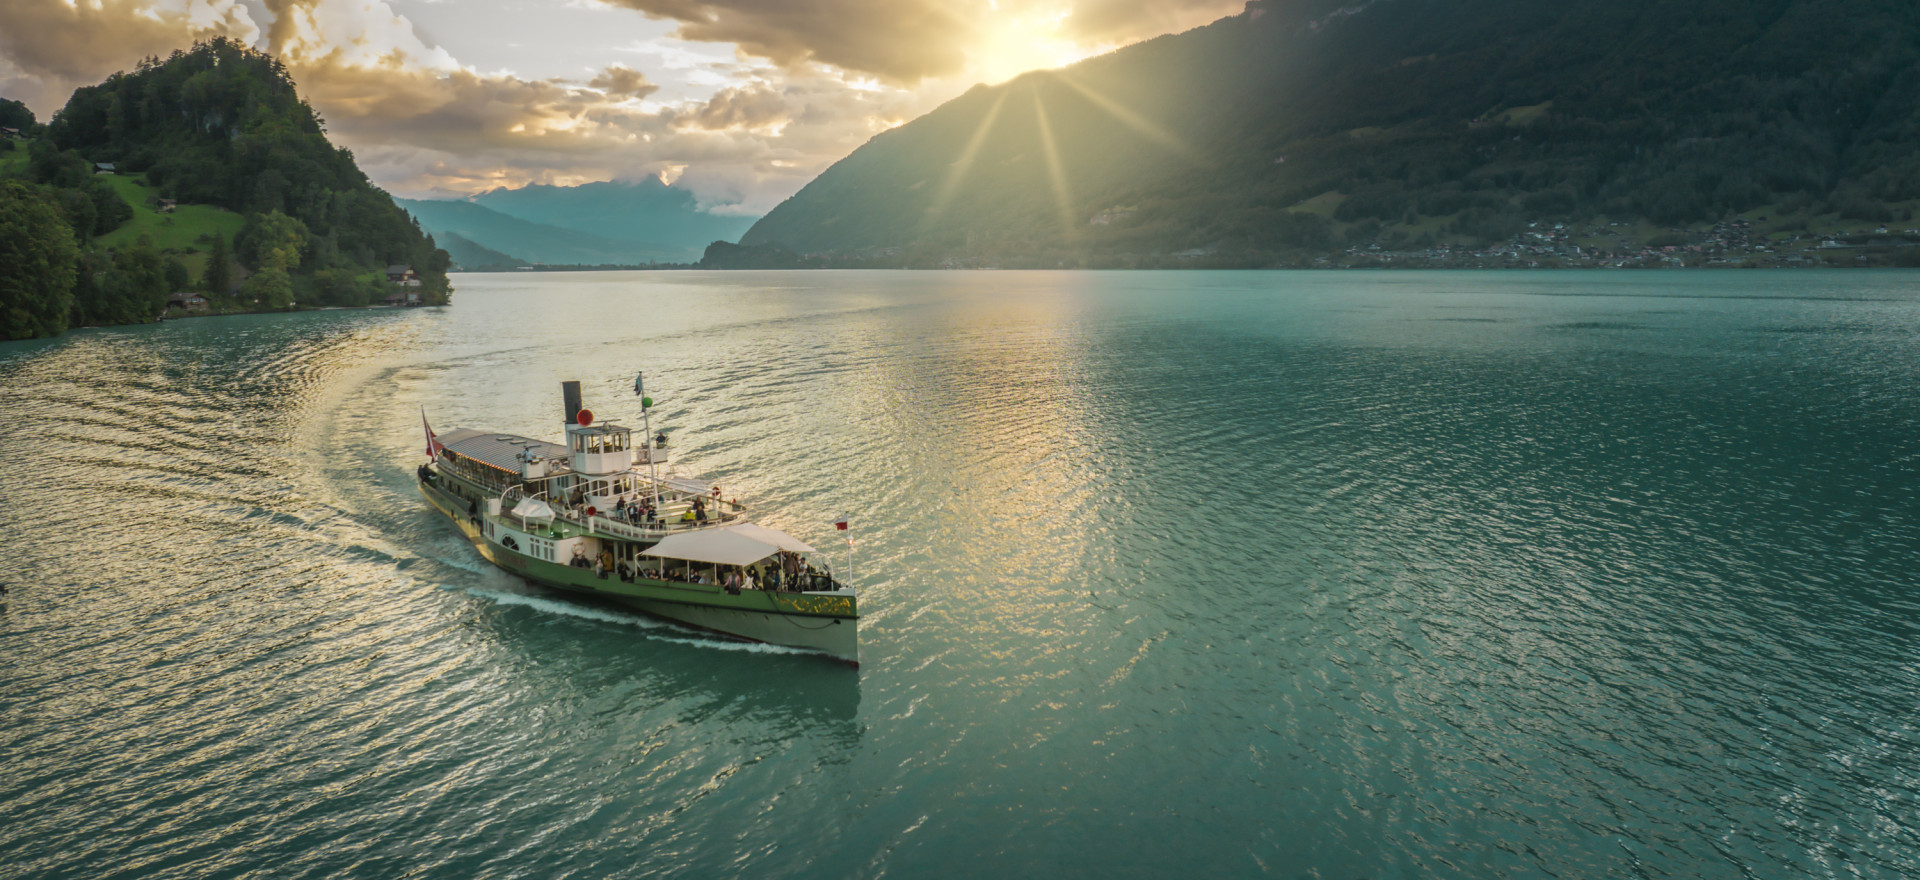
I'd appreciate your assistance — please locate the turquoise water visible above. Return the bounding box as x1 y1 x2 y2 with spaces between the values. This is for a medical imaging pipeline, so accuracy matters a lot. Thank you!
3 270 1918 878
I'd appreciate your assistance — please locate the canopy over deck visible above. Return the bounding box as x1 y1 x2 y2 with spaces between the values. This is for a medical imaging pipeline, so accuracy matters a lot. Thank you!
724 522 816 553
641 524 815 565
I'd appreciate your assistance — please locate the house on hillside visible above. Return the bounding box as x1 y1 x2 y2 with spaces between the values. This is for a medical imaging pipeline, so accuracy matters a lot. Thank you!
157 198 177 214
0 127 21 140
93 162 116 174
166 292 210 313
385 264 420 287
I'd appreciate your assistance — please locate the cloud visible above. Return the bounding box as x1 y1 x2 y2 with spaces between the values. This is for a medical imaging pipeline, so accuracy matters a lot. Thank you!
0 0 942 210
1066 0 1244 45
589 64 660 100
260 0 459 71
0 0 261 113
598 0 969 83
673 83 792 133
0 0 1240 216
595 0 1244 83
286 47 928 212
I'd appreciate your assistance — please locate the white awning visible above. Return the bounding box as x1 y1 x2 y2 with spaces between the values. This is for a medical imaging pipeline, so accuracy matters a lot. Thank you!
722 523 815 553
641 529 780 566
511 497 555 520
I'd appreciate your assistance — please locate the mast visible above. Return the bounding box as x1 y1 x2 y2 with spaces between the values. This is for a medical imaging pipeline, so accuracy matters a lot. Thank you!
635 370 661 510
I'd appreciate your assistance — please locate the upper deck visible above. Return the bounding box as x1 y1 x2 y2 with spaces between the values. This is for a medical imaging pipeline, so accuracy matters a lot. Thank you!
432 427 746 538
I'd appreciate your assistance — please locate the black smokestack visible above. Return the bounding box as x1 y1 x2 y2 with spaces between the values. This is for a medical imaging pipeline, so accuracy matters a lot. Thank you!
561 381 582 425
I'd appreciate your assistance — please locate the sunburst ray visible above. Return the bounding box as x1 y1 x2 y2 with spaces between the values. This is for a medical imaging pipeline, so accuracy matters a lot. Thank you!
924 89 1012 228
1054 73 1201 163
1031 87 1077 243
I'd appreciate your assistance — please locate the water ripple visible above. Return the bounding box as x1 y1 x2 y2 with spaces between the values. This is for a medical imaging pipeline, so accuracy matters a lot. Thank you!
2 272 1918 878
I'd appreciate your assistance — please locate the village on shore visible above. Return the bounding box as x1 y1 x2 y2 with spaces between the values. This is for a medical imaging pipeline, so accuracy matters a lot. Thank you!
1319 219 1920 270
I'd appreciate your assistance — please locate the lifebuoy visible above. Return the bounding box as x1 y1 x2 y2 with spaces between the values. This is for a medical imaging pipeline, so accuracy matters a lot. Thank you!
586 505 598 517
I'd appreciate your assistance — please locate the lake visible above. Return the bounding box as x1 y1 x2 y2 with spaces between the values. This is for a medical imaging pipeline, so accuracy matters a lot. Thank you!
3 270 1918 878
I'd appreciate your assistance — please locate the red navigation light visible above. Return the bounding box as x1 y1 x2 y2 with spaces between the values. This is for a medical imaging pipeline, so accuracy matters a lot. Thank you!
577 408 594 426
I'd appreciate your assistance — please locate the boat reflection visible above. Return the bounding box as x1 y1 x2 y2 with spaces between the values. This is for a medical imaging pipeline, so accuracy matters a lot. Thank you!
455 585 862 744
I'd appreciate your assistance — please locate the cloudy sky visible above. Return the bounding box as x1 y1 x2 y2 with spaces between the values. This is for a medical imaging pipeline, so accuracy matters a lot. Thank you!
0 0 1239 213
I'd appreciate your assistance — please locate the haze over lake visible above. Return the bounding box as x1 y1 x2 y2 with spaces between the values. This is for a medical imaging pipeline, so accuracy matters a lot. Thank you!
3 270 1917 878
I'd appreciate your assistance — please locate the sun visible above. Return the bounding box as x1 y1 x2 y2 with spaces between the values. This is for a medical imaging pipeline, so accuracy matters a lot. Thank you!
973 9 1102 84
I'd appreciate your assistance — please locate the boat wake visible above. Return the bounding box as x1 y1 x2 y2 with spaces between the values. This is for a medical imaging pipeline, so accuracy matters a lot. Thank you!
457 587 824 658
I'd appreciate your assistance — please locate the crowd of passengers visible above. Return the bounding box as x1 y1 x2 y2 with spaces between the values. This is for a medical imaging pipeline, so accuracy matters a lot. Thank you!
565 485 735 528
569 547 833 594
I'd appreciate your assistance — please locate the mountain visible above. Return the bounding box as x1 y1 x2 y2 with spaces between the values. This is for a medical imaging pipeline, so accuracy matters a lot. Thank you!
438 232 526 271
471 178 757 261
739 0 1920 266
396 198 685 265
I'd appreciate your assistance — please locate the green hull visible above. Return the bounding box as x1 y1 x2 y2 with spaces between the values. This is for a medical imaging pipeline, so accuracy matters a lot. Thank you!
419 479 858 663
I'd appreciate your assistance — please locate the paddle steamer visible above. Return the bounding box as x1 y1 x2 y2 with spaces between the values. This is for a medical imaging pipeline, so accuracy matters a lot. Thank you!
417 379 857 663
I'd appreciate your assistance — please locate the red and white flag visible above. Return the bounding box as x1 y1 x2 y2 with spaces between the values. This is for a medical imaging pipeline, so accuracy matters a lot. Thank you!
423 409 445 458
834 516 850 531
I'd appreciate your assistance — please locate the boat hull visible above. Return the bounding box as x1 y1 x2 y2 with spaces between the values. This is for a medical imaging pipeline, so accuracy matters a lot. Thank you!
419 479 858 663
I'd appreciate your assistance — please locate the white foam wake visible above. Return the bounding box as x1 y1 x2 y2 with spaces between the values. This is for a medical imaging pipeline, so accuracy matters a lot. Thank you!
457 587 820 657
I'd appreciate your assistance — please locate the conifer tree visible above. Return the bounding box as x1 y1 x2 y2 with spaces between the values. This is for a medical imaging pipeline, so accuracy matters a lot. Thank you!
202 234 233 296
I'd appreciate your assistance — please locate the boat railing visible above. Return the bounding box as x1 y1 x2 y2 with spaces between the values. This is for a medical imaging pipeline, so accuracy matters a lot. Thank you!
622 561 847 594
498 483 745 540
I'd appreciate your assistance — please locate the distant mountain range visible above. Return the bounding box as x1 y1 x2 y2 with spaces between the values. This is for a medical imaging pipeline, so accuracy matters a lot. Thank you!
736 0 1920 267
401 177 756 267
436 232 524 272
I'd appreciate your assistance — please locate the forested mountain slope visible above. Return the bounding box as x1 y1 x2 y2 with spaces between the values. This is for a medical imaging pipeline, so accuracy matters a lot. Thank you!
739 0 1920 265
1 37 449 340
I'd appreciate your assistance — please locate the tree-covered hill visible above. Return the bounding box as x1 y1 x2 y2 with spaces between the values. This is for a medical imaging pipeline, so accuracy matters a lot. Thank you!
739 0 1920 266
0 38 448 340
